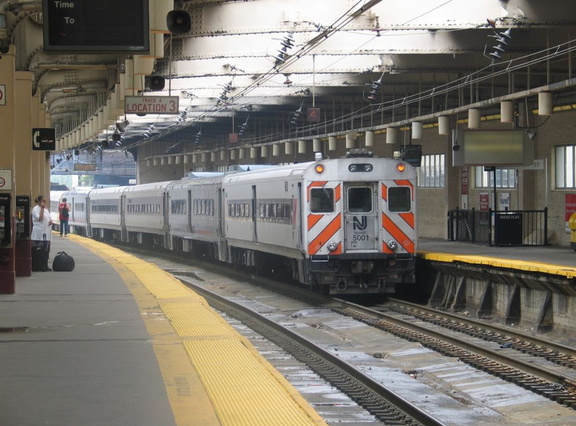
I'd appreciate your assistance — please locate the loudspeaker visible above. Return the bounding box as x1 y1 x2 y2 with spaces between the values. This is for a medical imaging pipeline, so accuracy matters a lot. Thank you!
147 75 165 91
167 10 191 34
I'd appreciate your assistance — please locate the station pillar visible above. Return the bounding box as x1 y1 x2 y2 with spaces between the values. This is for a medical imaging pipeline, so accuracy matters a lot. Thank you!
0 45 16 293
14 71 35 276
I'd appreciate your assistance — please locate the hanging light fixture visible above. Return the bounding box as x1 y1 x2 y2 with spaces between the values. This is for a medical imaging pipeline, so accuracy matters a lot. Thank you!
411 122 423 139
386 128 398 144
438 116 449 135
468 109 481 129
538 91 553 116
501 101 514 123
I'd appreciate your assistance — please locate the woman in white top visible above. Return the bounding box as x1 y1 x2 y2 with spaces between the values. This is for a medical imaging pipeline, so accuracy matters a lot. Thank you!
31 195 53 271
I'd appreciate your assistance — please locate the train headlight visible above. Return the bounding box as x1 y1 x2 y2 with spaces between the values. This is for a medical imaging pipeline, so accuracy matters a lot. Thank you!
348 163 374 172
327 241 338 252
315 164 325 174
387 240 398 251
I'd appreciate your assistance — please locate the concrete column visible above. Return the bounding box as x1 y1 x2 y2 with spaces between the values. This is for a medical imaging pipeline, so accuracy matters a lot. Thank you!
14 71 34 277
0 45 17 293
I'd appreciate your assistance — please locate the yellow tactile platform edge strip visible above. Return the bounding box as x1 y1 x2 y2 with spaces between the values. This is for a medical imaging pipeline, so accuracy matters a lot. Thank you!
71 234 327 426
418 251 576 279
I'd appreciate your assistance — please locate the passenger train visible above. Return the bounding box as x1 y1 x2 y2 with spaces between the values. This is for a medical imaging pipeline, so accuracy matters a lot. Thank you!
51 152 417 295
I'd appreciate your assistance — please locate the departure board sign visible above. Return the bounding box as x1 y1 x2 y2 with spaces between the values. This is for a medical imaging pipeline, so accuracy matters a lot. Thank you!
43 0 149 52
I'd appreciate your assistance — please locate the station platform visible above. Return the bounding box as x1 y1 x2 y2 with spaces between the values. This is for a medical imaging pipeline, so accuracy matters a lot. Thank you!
0 234 326 426
418 238 576 278
416 238 576 335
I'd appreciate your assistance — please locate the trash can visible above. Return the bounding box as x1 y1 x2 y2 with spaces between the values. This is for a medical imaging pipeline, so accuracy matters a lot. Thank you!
570 213 576 251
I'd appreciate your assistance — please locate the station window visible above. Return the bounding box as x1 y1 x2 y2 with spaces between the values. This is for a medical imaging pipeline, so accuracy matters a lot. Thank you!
555 145 576 189
417 154 445 188
475 167 517 188
310 188 334 213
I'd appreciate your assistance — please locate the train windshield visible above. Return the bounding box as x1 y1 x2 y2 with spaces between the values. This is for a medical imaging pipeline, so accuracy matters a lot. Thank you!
347 187 372 213
388 187 411 212
310 188 334 213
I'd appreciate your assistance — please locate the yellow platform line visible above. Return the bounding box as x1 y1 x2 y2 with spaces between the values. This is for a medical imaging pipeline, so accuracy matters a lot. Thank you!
419 251 576 279
72 235 326 426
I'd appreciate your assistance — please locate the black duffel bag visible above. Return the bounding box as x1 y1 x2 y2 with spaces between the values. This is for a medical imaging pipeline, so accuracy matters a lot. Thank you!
52 251 75 272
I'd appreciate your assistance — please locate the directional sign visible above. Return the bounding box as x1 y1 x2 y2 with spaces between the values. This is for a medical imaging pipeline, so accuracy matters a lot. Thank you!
125 96 179 115
32 128 56 151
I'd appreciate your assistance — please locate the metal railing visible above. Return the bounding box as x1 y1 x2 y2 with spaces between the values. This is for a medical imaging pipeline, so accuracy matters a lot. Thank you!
447 208 548 246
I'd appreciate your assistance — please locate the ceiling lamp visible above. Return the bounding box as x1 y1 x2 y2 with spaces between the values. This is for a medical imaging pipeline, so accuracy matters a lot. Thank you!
501 101 514 123
411 122 423 139
386 128 398 145
468 109 481 129
538 92 553 116
365 130 375 147
438 116 449 135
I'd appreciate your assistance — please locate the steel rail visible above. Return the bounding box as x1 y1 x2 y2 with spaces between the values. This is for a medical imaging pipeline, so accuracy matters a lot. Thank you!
387 298 576 359
336 300 576 391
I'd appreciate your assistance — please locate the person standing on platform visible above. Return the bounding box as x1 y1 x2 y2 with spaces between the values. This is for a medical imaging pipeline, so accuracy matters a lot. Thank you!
58 197 71 237
31 195 53 272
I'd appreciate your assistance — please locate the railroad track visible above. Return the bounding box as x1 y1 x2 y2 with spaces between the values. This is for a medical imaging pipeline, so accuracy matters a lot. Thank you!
124 245 576 413
330 299 576 410
385 299 576 370
179 278 445 426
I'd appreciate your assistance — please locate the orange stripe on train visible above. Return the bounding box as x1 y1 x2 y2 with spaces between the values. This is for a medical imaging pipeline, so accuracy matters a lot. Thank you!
307 213 323 231
308 214 342 255
399 212 415 228
381 212 415 253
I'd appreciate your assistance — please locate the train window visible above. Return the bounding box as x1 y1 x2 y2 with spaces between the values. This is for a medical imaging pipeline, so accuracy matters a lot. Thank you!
388 187 411 212
171 199 185 214
285 203 292 219
348 187 372 213
310 188 334 213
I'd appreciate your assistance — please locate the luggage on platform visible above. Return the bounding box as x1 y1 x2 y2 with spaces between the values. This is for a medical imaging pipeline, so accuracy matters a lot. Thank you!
32 240 50 272
52 251 75 272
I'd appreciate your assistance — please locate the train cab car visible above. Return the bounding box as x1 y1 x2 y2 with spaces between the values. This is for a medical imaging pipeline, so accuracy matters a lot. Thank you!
88 186 128 242
222 152 417 295
304 154 417 294
167 176 224 258
123 181 172 248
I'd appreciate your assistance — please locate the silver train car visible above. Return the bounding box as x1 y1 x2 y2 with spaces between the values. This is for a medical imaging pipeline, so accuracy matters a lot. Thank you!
52 153 417 295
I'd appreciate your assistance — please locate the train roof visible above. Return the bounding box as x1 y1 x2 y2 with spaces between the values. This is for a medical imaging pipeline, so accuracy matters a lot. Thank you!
122 181 173 192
